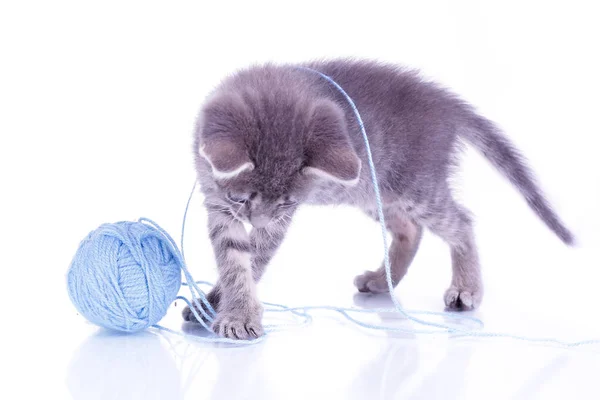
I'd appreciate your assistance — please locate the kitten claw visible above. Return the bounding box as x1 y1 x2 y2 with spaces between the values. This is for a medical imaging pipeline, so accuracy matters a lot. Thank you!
182 305 193 322
211 310 264 340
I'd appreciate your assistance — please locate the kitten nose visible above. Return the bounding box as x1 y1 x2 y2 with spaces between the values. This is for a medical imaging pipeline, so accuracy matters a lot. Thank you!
249 214 271 228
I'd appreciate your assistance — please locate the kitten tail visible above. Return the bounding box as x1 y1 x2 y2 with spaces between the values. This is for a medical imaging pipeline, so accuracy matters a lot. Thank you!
461 114 575 245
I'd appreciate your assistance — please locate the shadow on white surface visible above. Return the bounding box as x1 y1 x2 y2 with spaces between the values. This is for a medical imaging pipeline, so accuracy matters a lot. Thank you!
352 292 482 334
406 344 473 399
181 321 214 338
348 341 419 399
345 314 475 399
179 322 275 398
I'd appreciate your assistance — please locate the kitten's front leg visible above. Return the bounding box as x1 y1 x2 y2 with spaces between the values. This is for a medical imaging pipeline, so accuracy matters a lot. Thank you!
250 217 291 282
183 216 291 330
208 213 264 339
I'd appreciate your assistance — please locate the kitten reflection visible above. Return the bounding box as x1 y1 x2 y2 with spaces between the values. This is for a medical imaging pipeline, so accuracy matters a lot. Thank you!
348 342 419 399
182 322 272 398
67 330 182 400
353 292 415 338
353 292 482 333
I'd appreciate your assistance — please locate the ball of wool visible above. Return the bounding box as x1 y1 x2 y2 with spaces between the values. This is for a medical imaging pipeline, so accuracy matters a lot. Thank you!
67 221 182 333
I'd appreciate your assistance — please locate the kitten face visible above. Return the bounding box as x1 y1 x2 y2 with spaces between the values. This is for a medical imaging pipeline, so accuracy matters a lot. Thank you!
195 70 362 228
207 153 312 228
221 190 298 228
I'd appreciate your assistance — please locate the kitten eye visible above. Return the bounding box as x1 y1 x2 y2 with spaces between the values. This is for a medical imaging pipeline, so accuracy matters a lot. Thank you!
279 196 298 207
226 192 249 204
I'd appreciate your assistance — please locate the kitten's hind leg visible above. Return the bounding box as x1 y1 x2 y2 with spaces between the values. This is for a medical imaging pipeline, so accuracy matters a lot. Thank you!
355 209 423 294
418 197 483 311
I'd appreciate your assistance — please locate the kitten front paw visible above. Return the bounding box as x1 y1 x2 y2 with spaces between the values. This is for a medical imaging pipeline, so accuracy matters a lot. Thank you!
444 285 483 311
182 301 214 324
182 289 220 324
354 270 391 294
212 306 264 340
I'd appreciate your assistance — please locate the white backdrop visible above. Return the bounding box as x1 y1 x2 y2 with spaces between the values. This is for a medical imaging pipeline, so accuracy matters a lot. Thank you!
1 1 599 399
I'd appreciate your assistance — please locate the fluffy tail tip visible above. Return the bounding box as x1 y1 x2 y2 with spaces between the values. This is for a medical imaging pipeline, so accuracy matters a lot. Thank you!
558 227 576 246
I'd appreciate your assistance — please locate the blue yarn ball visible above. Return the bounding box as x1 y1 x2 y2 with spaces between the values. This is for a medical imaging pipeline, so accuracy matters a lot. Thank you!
67 221 182 333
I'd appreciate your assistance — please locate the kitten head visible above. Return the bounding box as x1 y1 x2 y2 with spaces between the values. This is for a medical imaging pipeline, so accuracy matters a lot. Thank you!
194 69 361 228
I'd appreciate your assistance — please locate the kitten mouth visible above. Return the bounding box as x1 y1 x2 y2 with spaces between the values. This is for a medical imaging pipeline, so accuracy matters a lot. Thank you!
226 207 247 224
248 214 272 229
229 214 247 224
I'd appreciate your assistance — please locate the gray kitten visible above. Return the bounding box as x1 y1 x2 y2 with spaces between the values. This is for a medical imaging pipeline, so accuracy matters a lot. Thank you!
182 59 573 340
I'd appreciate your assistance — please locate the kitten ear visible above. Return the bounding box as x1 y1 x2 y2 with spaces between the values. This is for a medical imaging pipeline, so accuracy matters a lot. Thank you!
197 93 255 180
303 100 361 186
198 137 254 180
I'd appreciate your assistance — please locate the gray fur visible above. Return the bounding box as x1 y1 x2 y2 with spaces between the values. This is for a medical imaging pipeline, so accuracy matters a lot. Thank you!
183 59 574 339
355 210 423 294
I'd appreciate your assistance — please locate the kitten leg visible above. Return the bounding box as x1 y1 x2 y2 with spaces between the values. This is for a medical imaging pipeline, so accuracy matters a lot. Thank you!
355 210 423 293
250 216 291 281
419 199 483 311
184 208 263 339
183 215 291 326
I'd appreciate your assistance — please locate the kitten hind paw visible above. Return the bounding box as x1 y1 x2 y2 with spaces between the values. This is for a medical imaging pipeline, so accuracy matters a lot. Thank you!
354 270 392 294
444 286 482 311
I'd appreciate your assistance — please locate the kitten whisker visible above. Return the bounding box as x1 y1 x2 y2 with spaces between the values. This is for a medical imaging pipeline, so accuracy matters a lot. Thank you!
204 201 229 208
229 203 246 223
205 210 230 217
